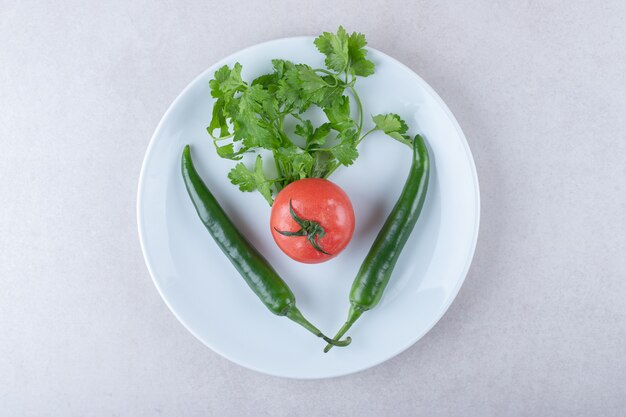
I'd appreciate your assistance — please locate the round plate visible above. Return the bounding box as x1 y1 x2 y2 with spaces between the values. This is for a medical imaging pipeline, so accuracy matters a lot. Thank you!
137 37 479 379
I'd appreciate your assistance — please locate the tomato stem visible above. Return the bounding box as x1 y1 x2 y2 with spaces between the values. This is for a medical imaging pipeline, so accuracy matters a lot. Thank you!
274 199 332 255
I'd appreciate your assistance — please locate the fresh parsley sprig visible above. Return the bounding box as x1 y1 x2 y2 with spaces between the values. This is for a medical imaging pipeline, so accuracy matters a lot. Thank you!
207 26 414 205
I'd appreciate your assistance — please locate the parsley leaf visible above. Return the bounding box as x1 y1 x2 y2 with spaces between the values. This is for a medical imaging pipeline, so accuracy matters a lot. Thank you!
209 64 245 98
231 87 280 150
227 155 273 205
275 147 314 182
297 65 328 103
295 120 331 149
208 98 229 138
309 123 332 148
206 27 415 205
213 141 245 160
294 120 314 140
311 151 332 178
314 26 350 72
347 32 375 77
331 129 359 166
324 96 354 131
372 113 412 146
227 162 256 191
276 61 310 113
253 156 274 205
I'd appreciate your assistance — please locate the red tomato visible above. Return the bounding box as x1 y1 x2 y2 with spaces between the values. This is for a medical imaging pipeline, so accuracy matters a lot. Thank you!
270 178 355 264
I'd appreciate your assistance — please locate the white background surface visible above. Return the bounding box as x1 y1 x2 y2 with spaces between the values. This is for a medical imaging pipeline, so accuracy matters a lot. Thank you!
1 1 625 415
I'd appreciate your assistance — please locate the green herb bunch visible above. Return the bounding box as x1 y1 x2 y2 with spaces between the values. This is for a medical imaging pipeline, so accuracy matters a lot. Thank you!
207 26 412 205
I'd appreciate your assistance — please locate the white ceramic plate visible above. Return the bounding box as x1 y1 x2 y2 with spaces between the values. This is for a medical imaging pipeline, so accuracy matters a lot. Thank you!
137 37 479 379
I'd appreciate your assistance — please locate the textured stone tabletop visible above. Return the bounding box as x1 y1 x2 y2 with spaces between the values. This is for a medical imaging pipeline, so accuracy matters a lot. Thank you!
1 1 625 415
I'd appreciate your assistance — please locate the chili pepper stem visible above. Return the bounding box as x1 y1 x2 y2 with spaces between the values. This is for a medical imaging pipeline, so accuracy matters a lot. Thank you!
323 305 364 353
285 306 352 347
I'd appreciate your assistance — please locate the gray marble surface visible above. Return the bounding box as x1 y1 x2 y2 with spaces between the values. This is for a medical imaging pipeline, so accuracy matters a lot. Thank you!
1 1 625 415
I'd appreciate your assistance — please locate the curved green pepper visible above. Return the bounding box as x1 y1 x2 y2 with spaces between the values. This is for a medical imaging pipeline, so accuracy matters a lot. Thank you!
181 145 350 347
324 135 430 352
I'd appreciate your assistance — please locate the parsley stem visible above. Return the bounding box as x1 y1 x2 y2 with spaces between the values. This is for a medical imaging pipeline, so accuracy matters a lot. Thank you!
356 127 377 146
323 127 378 179
323 162 339 179
325 77 339 87
272 150 284 191
213 133 235 141
278 116 285 133
349 85 363 137
314 68 337 77
314 68 342 87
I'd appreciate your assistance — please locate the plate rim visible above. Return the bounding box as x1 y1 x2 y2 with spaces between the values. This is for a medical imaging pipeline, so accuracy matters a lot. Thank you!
137 36 481 379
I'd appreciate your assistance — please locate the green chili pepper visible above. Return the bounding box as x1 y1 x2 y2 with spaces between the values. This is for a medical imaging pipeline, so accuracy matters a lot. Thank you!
324 135 430 352
181 145 350 347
